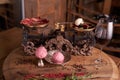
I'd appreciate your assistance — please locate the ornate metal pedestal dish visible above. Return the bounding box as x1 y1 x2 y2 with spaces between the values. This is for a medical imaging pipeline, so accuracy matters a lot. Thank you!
72 26 95 56
21 17 49 55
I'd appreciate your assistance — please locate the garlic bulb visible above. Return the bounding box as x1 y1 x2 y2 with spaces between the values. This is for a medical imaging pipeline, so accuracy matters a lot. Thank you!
75 18 84 26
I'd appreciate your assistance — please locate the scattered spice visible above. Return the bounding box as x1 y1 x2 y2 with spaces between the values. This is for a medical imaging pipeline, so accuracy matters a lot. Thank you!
72 64 86 72
23 72 90 80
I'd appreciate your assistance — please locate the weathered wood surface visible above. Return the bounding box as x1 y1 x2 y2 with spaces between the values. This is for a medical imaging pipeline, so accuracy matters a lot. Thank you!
3 47 119 80
95 43 120 53
109 55 120 79
0 27 22 60
0 27 22 79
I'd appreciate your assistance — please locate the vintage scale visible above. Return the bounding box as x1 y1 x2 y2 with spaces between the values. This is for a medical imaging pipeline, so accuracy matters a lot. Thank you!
21 17 113 67
21 18 95 54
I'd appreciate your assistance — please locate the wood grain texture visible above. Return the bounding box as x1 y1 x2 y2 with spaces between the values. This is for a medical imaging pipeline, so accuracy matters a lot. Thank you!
0 27 22 60
103 0 112 14
3 47 119 80
109 55 120 79
0 27 23 79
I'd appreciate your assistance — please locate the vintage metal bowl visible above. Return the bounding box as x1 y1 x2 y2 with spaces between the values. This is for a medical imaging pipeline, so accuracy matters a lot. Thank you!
74 27 95 32
45 50 71 65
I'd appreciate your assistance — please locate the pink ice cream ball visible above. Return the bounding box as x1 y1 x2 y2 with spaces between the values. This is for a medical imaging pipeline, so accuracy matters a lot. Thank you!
52 51 64 64
35 46 48 59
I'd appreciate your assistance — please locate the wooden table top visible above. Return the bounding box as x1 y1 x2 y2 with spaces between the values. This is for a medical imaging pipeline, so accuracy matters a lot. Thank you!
2 47 119 80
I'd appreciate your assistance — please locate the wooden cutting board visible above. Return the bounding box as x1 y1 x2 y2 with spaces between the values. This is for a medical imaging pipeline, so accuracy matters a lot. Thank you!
3 47 119 80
